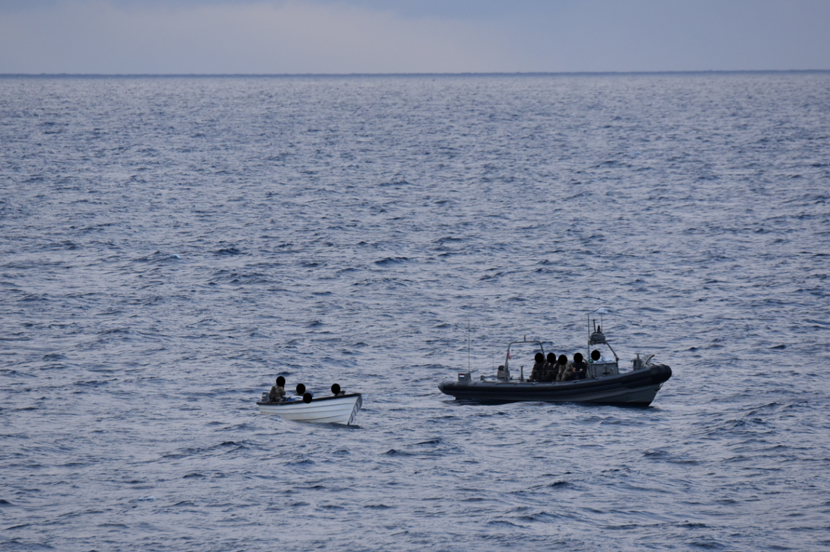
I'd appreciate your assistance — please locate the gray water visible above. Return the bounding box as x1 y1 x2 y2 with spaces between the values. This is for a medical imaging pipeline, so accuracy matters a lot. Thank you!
1 73 829 551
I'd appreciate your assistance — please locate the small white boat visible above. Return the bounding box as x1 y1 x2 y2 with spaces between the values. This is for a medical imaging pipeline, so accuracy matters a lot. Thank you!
257 383 362 425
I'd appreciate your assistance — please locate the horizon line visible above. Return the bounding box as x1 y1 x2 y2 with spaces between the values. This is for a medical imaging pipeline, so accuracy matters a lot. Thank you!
1 69 829 78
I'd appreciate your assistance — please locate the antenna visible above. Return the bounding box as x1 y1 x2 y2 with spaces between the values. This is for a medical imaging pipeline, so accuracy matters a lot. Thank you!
467 320 471 372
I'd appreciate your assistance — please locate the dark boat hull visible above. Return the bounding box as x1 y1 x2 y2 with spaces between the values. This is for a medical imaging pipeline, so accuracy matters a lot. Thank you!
438 364 672 407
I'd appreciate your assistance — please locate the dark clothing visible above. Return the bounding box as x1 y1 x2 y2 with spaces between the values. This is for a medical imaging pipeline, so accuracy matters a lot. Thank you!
573 361 588 380
530 361 546 382
269 385 285 402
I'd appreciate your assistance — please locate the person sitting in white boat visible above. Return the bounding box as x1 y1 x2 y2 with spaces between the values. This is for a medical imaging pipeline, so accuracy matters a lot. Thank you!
269 376 286 402
530 352 546 382
331 383 345 397
572 353 588 380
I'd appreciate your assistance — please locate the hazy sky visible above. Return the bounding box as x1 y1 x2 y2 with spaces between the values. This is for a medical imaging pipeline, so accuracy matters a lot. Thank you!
1 0 828 74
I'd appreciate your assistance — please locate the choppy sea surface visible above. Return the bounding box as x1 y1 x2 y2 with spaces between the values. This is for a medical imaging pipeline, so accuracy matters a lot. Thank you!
1 73 829 551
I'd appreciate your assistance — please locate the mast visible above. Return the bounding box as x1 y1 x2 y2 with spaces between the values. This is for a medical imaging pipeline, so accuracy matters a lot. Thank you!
467 320 471 372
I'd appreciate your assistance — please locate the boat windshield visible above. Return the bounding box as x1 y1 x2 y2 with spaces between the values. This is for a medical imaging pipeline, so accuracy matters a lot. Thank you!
502 339 546 381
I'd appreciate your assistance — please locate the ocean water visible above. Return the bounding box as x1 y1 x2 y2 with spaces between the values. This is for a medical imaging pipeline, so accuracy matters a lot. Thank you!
1 73 829 551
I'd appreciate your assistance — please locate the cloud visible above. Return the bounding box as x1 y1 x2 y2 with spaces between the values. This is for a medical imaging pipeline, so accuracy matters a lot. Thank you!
494 0 830 72
0 0 514 73
0 0 828 73
0 0 566 19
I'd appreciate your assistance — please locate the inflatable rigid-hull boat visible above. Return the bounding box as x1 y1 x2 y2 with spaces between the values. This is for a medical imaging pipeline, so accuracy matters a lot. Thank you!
439 364 671 406
439 310 673 407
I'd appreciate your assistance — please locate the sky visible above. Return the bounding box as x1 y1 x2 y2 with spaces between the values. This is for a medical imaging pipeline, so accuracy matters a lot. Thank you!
1 0 828 74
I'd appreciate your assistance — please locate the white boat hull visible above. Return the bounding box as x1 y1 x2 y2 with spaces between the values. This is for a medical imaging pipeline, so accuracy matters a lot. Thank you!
257 394 362 425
